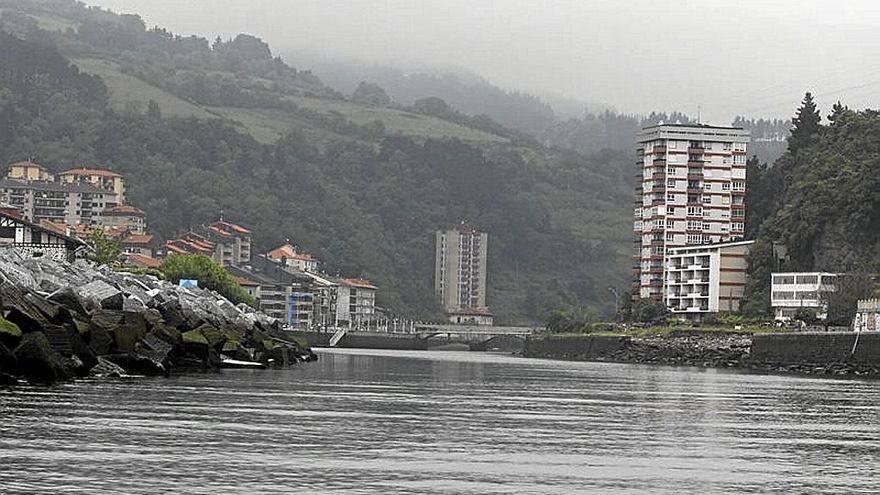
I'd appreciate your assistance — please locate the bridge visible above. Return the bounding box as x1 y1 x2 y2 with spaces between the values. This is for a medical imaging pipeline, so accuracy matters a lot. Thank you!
412 323 536 340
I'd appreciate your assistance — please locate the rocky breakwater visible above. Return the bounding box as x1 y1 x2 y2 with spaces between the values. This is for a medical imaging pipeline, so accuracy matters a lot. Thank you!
0 249 316 385
602 333 752 368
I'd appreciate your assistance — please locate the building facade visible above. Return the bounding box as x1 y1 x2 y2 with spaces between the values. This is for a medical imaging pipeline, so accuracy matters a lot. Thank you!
770 272 837 321
665 240 753 319
434 226 489 314
335 278 377 329
635 124 750 300
267 243 319 273
0 179 115 226
0 209 85 261
58 168 125 205
100 205 147 233
854 299 880 332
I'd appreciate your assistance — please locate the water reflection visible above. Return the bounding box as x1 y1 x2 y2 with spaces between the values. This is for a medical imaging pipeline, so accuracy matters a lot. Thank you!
1 349 878 494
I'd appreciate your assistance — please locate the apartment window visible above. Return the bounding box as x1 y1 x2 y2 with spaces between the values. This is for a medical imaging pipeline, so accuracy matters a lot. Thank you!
723 142 732 150
774 275 796 285
702 195 712 204
722 182 731 191
796 275 819 284
702 221 712 231
687 234 702 244
704 143 713 150
666 232 675 241
687 206 702 216
687 220 701 230
703 183 712 191
732 209 744 218
668 141 677 149
667 178 676 187
667 193 675 202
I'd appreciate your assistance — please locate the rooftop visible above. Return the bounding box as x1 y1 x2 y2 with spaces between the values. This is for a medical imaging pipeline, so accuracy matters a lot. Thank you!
124 253 161 268
0 178 111 194
60 168 123 178
122 234 155 245
268 243 316 262
0 210 85 247
210 220 252 235
339 278 378 290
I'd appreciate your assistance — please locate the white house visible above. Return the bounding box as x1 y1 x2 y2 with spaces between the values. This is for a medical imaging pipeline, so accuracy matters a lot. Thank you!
770 272 837 321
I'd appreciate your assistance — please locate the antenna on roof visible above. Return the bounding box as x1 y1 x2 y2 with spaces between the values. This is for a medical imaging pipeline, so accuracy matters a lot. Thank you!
697 105 702 124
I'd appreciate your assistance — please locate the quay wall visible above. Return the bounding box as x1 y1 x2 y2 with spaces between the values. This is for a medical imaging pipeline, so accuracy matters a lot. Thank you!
750 332 880 366
523 335 630 359
290 331 429 351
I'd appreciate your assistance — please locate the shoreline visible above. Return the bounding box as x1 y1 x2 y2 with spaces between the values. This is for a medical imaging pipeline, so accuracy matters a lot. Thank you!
521 332 880 379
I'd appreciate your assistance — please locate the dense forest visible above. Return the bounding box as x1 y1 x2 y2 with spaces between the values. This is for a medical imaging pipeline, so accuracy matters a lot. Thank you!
742 93 880 320
0 0 634 324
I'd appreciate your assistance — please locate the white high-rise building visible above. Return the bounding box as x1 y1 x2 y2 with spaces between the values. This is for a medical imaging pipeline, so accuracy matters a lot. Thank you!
435 225 488 313
634 123 750 301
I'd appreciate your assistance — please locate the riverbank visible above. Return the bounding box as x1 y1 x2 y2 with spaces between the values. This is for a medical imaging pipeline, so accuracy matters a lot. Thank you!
522 331 880 378
0 250 315 386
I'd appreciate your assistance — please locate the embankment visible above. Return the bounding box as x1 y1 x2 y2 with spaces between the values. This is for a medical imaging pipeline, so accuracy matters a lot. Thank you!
0 249 315 386
523 332 880 378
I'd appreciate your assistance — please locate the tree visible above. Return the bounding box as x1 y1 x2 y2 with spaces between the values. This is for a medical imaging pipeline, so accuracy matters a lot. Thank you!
788 92 821 154
823 273 875 328
86 229 121 266
351 82 391 106
827 100 849 125
159 254 254 306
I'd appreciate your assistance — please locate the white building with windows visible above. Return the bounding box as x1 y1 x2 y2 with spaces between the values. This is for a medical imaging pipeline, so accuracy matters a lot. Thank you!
635 123 750 301
770 272 837 321
434 225 489 314
665 240 753 319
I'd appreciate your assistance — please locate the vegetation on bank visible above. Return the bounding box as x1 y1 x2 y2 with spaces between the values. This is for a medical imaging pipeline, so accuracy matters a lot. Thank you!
158 254 254 306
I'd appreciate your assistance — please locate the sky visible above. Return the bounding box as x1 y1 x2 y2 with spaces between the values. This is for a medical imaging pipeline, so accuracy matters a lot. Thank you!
87 0 880 123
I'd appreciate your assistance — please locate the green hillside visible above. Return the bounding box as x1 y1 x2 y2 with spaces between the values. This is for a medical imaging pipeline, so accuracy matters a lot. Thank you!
0 0 634 323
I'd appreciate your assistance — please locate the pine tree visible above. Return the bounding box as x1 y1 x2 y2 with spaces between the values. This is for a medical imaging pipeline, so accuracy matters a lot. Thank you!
827 100 849 125
788 92 821 153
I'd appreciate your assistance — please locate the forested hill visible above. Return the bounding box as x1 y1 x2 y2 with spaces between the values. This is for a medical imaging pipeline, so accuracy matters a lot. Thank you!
742 95 880 317
0 0 635 323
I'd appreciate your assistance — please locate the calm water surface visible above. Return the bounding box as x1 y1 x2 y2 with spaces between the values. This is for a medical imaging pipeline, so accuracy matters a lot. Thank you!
1 349 879 494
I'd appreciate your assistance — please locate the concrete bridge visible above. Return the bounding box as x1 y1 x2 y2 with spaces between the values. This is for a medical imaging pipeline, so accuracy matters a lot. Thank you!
290 324 537 352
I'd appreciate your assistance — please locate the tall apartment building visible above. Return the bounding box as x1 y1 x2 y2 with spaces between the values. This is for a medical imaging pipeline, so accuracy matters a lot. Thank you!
58 168 126 205
434 225 488 313
634 123 750 301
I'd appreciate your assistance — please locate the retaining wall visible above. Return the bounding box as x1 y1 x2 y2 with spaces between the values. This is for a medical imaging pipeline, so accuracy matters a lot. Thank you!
522 335 631 359
750 332 880 366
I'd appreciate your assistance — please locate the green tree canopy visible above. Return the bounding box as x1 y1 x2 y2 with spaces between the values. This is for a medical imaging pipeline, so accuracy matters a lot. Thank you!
788 91 821 153
159 254 254 306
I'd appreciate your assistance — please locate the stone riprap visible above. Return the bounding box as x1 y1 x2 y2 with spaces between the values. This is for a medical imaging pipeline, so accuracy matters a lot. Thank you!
0 249 315 385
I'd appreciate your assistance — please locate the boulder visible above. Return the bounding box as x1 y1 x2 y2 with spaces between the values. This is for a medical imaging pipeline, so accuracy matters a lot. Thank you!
194 323 226 350
87 325 113 356
47 287 94 317
77 280 123 310
0 340 17 374
0 314 22 348
13 332 74 384
111 312 148 353
143 308 162 329
89 356 127 377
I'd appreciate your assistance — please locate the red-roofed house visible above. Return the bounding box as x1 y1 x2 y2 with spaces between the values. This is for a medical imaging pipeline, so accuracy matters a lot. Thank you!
267 243 319 273
100 205 147 233
122 233 157 257
200 219 253 266
124 253 161 269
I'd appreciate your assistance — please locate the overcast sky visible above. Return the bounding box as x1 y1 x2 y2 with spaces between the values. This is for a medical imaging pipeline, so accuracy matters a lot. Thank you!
87 0 880 123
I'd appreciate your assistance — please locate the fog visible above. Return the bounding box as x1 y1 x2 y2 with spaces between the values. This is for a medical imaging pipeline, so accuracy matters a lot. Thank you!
87 0 880 122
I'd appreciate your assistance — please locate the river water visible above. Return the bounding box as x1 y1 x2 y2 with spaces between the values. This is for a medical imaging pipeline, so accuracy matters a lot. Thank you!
1 349 879 494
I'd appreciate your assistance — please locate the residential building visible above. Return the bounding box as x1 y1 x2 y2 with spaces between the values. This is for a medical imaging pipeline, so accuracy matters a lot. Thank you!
0 209 86 261
770 272 837 321
229 255 316 329
0 178 115 226
267 243 319 272
336 278 377 329
202 220 252 266
434 225 489 314
58 168 125 205
635 123 750 301
121 233 157 257
854 299 880 332
163 219 253 267
665 240 754 319
297 270 338 329
448 307 494 326
6 160 54 181
100 205 147 233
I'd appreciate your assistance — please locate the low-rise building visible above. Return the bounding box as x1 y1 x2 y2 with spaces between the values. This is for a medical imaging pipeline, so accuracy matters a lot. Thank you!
267 243 319 273
58 168 125 205
336 278 377 329
122 233 157 257
100 205 147 233
0 179 115 226
665 239 754 319
770 272 837 321
0 209 86 261
448 307 494 326
854 299 880 332
202 220 252 266
228 255 315 329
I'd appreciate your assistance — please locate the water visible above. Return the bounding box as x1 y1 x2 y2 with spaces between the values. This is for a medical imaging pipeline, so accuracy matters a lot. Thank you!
1 349 879 494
